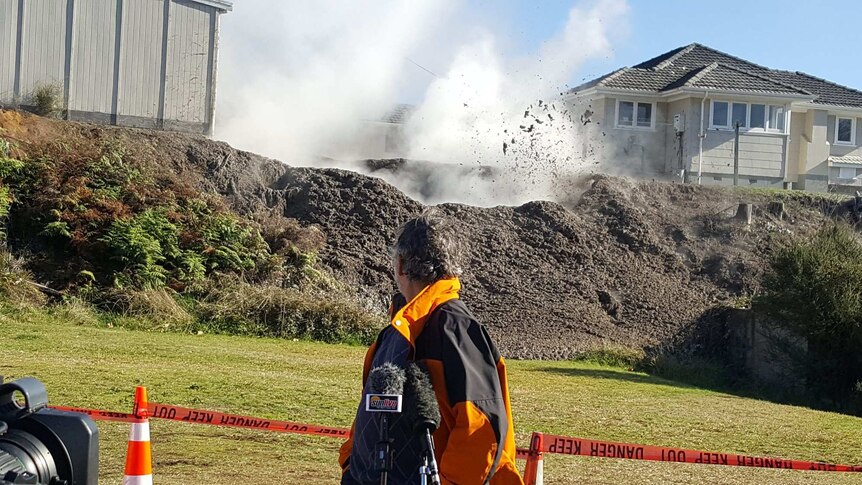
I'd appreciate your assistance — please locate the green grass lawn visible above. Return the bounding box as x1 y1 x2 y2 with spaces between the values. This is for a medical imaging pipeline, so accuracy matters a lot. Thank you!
2 307 861 484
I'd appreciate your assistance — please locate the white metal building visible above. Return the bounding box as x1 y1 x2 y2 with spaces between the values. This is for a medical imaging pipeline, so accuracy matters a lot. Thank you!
0 0 232 135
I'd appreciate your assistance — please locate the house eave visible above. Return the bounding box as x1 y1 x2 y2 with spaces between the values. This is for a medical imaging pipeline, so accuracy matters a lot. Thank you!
191 0 233 12
791 101 862 115
669 87 815 102
566 86 815 103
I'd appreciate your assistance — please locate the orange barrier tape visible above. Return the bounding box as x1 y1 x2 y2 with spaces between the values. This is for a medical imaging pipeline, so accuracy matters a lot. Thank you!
50 406 139 423
53 403 531 461
146 403 350 438
54 403 857 473
538 433 862 473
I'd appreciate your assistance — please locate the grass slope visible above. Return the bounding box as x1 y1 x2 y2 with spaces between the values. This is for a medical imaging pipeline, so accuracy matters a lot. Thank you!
1 308 860 485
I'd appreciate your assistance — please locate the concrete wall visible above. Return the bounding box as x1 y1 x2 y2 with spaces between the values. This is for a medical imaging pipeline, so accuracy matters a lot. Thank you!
352 122 406 160
0 0 228 135
725 309 806 393
600 96 669 174
665 98 699 176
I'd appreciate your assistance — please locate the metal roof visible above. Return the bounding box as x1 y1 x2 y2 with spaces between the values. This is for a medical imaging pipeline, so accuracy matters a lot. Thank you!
573 43 862 108
190 0 232 12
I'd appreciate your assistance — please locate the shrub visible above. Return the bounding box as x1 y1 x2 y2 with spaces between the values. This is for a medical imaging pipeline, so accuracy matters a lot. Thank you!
32 84 62 118
756 224 862 412
195 279 382 344
95 287 195 330
102 209 178 288
0 140 24 239
0 250 46 307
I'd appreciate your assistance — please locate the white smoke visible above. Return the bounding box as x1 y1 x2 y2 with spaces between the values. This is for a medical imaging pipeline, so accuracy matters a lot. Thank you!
215 0 458 164
404 0 630 205
215 0 630 205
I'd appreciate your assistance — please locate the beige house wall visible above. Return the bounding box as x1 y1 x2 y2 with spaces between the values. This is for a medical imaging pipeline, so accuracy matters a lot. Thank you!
599 96 669 174
786 111 805 184
700 131 786 180
800 109 830 191
566 93 862 192
826 114 862 157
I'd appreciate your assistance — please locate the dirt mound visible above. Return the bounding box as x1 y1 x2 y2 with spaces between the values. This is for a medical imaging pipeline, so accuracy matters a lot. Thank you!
164 133 843 359
5 112 856 359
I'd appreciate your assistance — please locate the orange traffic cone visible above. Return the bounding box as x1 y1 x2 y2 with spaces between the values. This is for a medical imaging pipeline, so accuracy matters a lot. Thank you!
122 386 152 485
523 432 544 485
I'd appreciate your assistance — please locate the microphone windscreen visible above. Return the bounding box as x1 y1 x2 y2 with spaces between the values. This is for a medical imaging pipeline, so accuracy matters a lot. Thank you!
406 363 440 432
368 362 406 395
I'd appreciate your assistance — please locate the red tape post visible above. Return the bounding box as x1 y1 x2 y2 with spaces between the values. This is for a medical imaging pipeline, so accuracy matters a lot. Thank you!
538 433 862 473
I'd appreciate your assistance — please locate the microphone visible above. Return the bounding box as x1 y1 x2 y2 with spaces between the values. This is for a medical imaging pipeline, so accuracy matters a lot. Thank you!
366 362 405 413
406 363 441 485
406 363 440 433
366 363 405 485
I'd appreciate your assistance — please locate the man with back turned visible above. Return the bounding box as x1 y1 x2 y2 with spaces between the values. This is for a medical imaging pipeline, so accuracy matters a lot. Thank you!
339 210 523 485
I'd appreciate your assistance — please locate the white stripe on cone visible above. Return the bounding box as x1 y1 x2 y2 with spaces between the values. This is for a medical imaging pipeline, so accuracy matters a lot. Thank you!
122 474 153 485
534 457 544 485
128 422 150 442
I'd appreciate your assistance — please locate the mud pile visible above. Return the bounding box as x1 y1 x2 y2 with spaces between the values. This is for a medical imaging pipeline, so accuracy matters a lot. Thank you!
5 114 851 359
167 134 841 359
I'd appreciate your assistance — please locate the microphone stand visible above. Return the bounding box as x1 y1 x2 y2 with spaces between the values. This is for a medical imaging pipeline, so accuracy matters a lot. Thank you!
375 414 393 485
418 428 441 485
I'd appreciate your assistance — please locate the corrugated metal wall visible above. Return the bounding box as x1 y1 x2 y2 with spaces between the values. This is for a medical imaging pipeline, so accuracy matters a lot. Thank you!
70 0 117 115
18 0 67 97
0 1 19 101
119 0 166 122
0 0 226 134
165 0 211 124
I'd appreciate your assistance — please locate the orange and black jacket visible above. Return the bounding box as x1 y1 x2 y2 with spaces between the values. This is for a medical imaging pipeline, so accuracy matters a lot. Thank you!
339 278 523 485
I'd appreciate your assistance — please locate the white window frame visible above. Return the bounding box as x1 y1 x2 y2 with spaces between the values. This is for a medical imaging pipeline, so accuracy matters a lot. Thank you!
838 167 858 180
615 100 656 130
709 100 787 134
834 117 857 146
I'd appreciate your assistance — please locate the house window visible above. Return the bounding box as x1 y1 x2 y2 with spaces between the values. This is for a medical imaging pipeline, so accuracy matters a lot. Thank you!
731 103 748 128
637 103 652 128
767 105 785 132
838 167 858 180
836 117 856 145
750 104 766 129
711 101 729 128
712 101 786 132
616 100 654 129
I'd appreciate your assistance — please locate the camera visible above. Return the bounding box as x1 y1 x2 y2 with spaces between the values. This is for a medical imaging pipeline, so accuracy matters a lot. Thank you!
0 377 98 485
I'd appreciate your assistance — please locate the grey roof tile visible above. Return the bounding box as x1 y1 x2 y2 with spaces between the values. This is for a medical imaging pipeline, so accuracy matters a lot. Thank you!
575 43 862 107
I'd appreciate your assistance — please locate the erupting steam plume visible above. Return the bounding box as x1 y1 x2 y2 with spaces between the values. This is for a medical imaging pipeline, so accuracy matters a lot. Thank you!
216 0 630 206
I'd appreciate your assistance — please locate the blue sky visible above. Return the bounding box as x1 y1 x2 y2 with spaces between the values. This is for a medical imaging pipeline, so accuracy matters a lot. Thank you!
463 0 862 91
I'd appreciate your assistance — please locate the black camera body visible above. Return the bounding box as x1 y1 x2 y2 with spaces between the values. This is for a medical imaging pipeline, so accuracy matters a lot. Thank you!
0 377 98 485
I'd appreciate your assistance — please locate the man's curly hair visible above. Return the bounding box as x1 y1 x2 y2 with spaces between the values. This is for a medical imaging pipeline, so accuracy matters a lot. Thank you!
392 209 463 283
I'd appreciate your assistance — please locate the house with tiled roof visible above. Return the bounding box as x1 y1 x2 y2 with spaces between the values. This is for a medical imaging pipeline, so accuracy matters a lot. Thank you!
566 43 862 192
